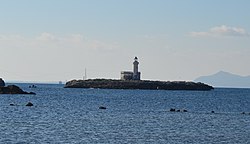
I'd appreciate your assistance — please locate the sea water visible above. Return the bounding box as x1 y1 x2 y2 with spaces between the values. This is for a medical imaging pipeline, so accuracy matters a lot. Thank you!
0 83 250 143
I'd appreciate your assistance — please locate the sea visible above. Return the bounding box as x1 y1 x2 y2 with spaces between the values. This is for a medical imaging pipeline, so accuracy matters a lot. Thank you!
0 83 250 144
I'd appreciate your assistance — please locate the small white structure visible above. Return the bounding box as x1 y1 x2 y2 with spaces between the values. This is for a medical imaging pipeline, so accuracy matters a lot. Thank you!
121 57 141 80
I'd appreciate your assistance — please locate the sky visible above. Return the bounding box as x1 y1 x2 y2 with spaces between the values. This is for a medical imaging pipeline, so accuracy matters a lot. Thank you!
0 0 250 82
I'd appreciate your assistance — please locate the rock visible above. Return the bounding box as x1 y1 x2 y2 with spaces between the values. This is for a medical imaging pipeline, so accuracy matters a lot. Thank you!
7 85 25 94
28 92 36 95
170 108 175 112
10 103 15 106
99 106 107 109
29 85 37 88
211 111 215 113
26 102 33 106
183 109 188 112
0 78 5 87
176 109 181 112
0 85 36 94
241 112 245 114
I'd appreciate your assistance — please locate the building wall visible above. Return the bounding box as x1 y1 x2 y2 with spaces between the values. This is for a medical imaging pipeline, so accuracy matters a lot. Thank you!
121 71 133 80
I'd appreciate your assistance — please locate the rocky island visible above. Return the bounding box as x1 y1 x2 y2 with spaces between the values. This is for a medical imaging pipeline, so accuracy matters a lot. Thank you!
65 79 214 91
0 85 36 94
0 78 35 94
65 57 214 91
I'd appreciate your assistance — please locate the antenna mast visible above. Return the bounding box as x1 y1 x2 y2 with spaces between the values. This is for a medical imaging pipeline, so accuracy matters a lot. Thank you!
84 68 87 80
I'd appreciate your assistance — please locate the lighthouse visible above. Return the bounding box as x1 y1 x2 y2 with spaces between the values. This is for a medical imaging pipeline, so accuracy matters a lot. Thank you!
133 57 141 80
120 57 141 80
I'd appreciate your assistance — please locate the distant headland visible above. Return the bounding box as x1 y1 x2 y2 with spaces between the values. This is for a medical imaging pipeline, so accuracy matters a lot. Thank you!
65 57 213 91
195 71 250 88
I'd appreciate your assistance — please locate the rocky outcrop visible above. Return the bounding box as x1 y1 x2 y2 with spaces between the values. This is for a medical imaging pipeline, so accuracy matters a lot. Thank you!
169 108 188 112
0 78 5 87
65 79 214 91
26 102 34 106
99 106 107 109
0 85 36 94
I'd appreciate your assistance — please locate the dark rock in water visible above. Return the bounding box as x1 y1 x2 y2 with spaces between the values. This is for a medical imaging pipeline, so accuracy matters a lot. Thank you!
241 112 245 114
26 102 33 106
183 109 188 112
10 103 15 106
0 85 36 94
211 111 215 113
0 78 5 87
170 108 175 112
29 85 37 88
99 106 107 109
170 108 188 112
29 92 36 95
6 85 25 94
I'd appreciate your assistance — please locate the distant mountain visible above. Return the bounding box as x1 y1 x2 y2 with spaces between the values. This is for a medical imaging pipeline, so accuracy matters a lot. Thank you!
194 71 250 88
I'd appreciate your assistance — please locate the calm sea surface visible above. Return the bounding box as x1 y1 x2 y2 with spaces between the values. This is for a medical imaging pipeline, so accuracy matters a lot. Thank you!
0 83 250 144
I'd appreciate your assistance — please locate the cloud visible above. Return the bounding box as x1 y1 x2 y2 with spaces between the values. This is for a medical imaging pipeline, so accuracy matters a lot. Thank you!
36 32 58 41
190 25 250 37
0 35 20 40
0 33 118 51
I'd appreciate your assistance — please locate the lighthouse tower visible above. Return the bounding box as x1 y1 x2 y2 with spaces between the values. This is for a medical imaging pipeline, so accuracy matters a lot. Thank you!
120 57 141 80
133 57 141 80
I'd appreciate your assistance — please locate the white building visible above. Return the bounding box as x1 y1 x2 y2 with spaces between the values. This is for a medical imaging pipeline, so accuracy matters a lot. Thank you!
121 57 141 80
